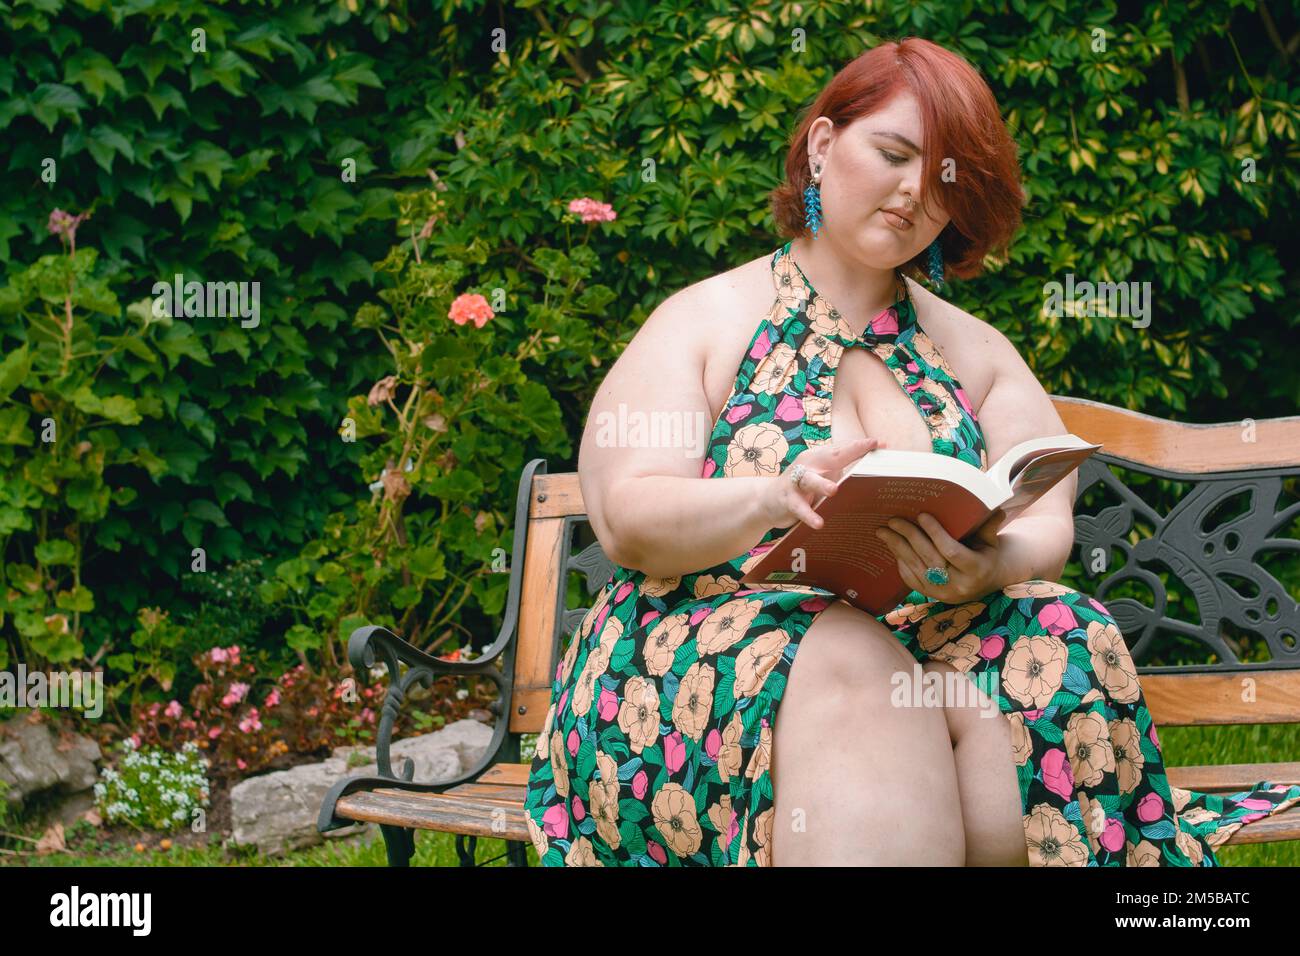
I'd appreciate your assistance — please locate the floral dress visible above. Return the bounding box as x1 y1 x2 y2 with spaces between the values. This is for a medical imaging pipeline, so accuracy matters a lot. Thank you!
523 239 1300 866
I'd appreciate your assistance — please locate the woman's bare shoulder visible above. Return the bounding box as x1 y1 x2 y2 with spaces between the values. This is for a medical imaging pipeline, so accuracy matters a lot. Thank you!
907 277 1023 406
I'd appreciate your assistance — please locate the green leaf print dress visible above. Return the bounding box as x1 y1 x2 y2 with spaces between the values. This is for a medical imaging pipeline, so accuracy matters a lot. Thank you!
523 239 1300 867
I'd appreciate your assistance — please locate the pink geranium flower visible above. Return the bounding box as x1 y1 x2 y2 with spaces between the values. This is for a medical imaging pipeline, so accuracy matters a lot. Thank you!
448 293 494 328
221 682 250 708
238 708 262 733
567 197 617 223
165 700 183 719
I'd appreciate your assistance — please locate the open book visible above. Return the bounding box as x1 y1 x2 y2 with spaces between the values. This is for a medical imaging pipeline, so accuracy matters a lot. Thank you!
738 434 1101 614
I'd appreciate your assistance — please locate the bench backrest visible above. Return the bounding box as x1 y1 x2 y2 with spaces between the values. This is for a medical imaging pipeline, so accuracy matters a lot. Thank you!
508 397 1300 732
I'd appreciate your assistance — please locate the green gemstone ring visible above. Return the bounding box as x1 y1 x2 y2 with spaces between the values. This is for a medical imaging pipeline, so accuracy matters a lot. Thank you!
925 565 950 586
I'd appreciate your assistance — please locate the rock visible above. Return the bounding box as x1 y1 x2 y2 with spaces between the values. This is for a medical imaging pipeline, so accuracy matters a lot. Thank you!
0 718 102 806
229 719 494 856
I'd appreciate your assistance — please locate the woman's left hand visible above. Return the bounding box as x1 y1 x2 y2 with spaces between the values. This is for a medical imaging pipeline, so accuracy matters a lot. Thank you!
875 510 1008 604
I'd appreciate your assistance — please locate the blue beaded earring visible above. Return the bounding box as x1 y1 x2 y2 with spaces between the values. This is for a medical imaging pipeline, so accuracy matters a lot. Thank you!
803 164 823 239
926 237 945 290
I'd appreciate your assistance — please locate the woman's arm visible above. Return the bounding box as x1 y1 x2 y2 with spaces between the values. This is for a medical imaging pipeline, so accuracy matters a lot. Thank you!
973 327 1078 584
578 286 774 580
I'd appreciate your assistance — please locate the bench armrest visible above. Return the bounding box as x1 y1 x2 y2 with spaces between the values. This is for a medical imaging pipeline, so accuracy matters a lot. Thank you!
317 624 513 834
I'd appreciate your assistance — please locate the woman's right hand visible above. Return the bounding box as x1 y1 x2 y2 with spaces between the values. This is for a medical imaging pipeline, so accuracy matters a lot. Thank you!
760 437 885 531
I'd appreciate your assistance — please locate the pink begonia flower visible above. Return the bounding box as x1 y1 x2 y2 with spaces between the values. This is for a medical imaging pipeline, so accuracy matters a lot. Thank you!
165 700 183 719
264 688 280 708
359 707 375 725
448 293 494 328
221 682 250 708
237 758 247 770
238 708 262 733
567 197 617 223
227 645 241 665
210 647 228 664
130 734 142 748
47 208 89 246
208 726 222 740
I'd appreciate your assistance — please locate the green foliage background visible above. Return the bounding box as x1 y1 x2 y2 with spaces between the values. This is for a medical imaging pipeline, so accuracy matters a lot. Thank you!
1 0 1297 678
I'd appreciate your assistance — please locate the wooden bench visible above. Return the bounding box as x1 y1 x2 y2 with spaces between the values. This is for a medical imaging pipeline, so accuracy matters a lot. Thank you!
317 396 1300 865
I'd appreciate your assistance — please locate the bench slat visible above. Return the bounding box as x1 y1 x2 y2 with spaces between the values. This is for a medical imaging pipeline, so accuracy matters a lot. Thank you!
1168 762 1300 792
1214 806 1300 846
334 788 530 842
1142 672 1300 726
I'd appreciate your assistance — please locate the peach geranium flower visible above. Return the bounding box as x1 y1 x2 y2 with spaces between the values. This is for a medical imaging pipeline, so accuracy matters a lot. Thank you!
448 292 494 328
567 197 617 222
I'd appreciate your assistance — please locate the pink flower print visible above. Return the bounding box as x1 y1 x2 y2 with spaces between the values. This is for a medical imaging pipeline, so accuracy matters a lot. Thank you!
572 795 586 821
567 728 580 757
1148 723 1160 748
953 386 974 416
641 610 662 628
1041 748 1074 800
1239 812 1266 824
541 802 570 838
799 596 830 614
597 686 618 721
869 311 899 336
615 582 634 603
448 292 494 328
749 328 771 359
664 730 686 774
702 458 717 478
689 606 713 626
774 394 803 421
728 808 739 847
1089 597 1110 616
905 360 920 373
165 700 183 719
558 688 570 715
1100 817 1125 852
1023 708 1044 722
646 839 667 864
632 769 648 800
725 403 751 423
979 634 1005 659
1037 601 1077 635
567 197 617 223
705 728 721 760
1136 792 1165 823
1237 798 1274 811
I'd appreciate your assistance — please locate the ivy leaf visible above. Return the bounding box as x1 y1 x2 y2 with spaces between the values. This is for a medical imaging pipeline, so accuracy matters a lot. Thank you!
63 50 126 104
0 344 30 400
30 83 87 131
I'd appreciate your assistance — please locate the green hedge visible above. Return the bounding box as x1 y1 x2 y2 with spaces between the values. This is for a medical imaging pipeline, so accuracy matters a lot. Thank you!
1 0 1297 680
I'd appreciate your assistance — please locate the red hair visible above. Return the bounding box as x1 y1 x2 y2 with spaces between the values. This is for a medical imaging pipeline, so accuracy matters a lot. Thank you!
770 37 1025 282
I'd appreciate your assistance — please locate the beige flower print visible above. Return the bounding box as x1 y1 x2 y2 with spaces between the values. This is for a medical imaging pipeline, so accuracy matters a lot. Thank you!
571 643 611 719
640 574 681 598
590 749 622 850
618 675 661 754
697 598 764 655
803 392 832 430
933 632 982 672
911 331 949 373
558 630 582 687
693 573 740 599
564 835 604 866
724 420 790 479
1078 792 1102 857
535 700 557 760
772 254 810 315
525 811 549 859
597 612 624 656
673 661 717 742
751 806 775 867
1003 580 1075 599
1065 710 1116 789
1004 633 1068 709
1088 619 1140 704
752 342 799 395
799 297 844 368
917 603 985 653
744 718 773 780
1127 839 1162 866
652 782 703 858
643 612 692 676
1108 716 1145 794
1007 711 1033 766
1171 786 1192 813
733 628 791 699
707 793 735 856
884 600 934 627
925 390 966 436
1023 803 1090 866
717 712 744 782
549 728 569 798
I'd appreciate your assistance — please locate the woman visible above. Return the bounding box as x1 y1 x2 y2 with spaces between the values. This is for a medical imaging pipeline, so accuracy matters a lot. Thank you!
523 37 1300 866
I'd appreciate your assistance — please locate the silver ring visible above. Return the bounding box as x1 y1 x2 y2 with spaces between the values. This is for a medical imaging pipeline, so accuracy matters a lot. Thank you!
787 463 807 489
